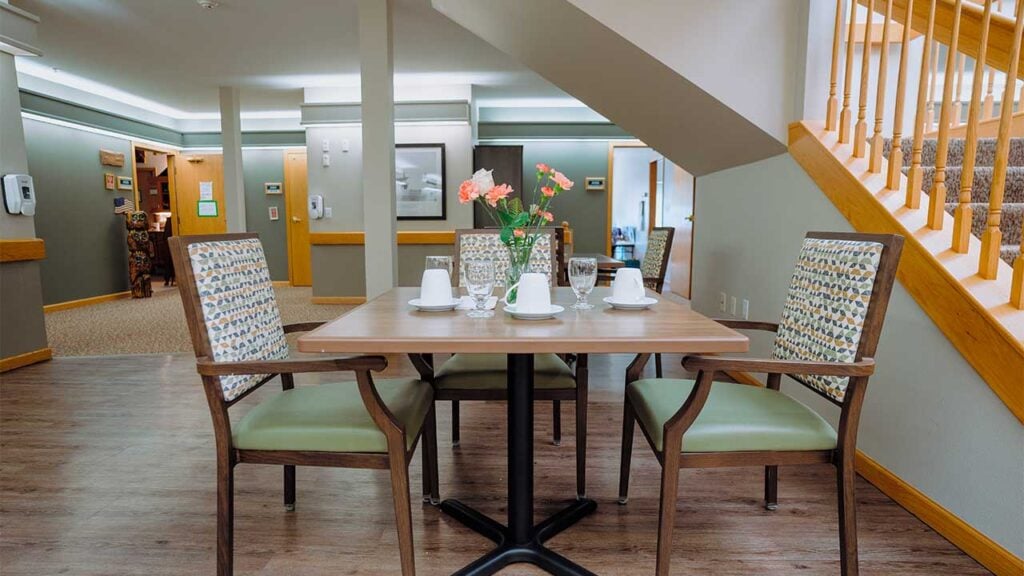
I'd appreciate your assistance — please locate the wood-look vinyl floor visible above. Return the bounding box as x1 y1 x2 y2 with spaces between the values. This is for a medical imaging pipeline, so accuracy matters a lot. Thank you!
0 353 989 575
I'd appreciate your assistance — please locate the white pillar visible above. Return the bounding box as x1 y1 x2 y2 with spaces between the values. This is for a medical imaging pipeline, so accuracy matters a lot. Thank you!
358 0 398 298
219 86 246 232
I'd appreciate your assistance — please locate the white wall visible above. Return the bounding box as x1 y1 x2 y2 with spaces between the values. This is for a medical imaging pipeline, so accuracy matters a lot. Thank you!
305 122 473 233
691 153 1024 557
611 147 660 257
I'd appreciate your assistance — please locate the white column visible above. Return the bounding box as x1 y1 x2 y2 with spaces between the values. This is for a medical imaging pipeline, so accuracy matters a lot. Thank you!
358 0 398 298
219 86 246 232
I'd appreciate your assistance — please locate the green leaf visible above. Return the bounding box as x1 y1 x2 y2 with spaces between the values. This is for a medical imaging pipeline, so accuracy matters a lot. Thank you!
500 227 513 244
512 212 530 227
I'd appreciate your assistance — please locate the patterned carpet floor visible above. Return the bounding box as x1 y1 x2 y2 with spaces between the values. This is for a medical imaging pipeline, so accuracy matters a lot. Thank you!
44 286 352 357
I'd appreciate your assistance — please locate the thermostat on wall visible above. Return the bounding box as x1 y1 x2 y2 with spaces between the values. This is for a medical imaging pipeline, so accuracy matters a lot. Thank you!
584 176 605 191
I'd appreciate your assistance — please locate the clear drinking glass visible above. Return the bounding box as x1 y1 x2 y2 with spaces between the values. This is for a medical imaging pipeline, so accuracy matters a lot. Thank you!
568 257 598 310
464 260 496 318
425 255 453 277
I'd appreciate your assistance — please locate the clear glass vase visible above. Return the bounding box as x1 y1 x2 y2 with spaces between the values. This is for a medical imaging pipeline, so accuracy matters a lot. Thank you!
504 241 535 305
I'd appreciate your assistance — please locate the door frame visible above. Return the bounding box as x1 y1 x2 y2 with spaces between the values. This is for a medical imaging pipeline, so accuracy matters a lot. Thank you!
131 142 178 228
283 148 309 286
605 140 648 255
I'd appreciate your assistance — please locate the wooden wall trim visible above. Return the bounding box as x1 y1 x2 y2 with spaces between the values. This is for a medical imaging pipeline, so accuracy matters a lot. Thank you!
0 238 46 262
789 121 1024 424
396 231 456 245
43 291 132 313
311 296 367 305
309 232 365 245
856 452 1024 576
0 347 52 373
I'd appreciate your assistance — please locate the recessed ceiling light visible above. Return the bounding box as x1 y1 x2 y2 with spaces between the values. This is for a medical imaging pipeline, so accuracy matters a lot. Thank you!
196 0 219 9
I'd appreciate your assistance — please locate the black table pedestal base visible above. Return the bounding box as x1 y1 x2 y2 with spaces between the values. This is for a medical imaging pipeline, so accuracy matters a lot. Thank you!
441 497 598 576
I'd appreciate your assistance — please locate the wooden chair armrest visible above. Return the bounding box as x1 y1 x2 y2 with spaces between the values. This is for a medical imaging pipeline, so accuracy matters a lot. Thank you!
712 319 779 333
626 353 652 383
682 355 875 377
282 322 325 334
196 355 387 376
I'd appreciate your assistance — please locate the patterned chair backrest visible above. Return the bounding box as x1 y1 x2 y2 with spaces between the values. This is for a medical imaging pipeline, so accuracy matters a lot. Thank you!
640 227 675 290
454 230 556 288
770 236 886 403
184 237 289 401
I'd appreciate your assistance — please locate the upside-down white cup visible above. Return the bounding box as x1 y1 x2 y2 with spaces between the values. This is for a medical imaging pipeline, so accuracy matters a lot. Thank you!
504 272 550 313
420 269 453 305
612 268 645 302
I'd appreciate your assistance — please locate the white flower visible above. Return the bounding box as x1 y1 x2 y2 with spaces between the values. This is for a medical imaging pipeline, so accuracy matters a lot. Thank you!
470 169 495 195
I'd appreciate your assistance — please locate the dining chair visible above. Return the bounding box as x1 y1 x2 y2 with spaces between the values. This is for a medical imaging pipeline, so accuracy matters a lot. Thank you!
642 226 675 378
429 228 590 498
169 233 439 576
618 232 903 576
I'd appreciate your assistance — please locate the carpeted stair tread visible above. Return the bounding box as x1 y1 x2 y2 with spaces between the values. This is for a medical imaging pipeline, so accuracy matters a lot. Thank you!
1001 245 1021 264
919 166 1024 204
938 203 1023 252
883 137 1024 168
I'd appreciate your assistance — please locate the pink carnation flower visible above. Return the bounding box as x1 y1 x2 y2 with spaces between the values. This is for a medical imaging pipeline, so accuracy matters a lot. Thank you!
458 180 480 203
513 228 526 238
539 210 554 222
486 183 513 207
552 171 574 191
536 163 552 173
541 186 556 197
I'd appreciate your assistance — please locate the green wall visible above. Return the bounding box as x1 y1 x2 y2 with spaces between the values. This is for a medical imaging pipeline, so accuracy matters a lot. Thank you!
242 149 288 281
515 141 610 254
26 118 134 305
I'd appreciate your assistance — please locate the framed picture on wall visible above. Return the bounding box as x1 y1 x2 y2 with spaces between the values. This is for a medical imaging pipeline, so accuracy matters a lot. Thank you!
395 143 445 220
104 172 116 190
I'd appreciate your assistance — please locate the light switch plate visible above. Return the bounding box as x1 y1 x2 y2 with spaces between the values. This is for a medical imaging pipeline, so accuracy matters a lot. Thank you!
742 299 750 320
321 152 330 167
730 296 737 316
321 139 330 152
718 292 727 313
324 207 333 218
341 139 350 153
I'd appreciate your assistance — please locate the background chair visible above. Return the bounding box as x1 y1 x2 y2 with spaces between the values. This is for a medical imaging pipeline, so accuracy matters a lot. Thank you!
432 228 590 498
641 226 676 377
170 233 438 576
618 232 902 576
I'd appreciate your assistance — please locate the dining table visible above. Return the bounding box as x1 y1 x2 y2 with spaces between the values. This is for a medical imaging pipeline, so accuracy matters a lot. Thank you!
298 286 749 576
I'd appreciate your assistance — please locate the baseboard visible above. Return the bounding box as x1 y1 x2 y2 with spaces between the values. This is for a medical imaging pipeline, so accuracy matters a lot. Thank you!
311 296 366 305
272 280 290 286
855 451 1023 576
0 347 53 373
43 291 132 313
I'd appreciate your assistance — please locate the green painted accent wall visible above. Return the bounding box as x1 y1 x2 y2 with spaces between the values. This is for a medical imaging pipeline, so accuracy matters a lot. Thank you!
516 141 610 254
242 149 288 281
26 118 134 305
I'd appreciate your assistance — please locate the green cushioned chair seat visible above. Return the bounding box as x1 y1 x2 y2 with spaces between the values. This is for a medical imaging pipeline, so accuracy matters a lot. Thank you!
434 353 575 390
233 378 432 453
627 378 837 453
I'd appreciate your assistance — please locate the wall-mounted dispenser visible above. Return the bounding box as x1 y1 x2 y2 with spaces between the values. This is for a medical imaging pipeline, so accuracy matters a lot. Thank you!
308 195 324 220
2 174 37 216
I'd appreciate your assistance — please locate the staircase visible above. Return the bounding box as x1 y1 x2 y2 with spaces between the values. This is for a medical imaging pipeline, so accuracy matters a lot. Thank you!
884 137 1024 264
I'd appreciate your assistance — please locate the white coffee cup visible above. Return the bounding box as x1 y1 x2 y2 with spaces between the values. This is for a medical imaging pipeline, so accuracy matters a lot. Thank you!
504 272 550 313
420 269 453 305
612 268 645 302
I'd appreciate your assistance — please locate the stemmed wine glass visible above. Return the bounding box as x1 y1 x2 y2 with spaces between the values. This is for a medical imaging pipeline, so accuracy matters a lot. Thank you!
464 260 495 318
568 257 598 310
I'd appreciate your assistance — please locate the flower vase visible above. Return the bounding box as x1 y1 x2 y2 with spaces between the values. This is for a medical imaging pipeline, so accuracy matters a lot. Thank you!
504 242 535 304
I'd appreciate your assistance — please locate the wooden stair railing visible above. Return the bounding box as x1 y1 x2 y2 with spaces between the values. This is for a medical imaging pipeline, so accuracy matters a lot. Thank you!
926 0 963 230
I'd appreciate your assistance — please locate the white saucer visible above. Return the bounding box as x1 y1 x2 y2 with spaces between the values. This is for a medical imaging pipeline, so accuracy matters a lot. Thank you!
603 296 657 310
503 303 564 320
409 298 460 312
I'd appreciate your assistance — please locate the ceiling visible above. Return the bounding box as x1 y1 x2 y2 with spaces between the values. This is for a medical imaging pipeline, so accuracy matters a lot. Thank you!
12 0 572 116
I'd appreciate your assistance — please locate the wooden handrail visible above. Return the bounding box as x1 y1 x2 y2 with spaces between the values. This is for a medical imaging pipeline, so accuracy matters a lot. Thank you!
870 0 896 173
978 0 1023 279
826 0 843 131
887 0 918 190
953 0 994 254
907 0 938 209
854 0 876 158
926 0 964 231
840 0 859 143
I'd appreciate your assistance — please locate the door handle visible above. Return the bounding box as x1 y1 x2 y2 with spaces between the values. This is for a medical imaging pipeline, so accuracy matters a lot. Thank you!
685 214 694 222
292 216 302 223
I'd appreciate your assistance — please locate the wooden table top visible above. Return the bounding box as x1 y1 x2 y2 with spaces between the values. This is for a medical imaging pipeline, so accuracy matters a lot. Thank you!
567 253 624 269
298 287 748 355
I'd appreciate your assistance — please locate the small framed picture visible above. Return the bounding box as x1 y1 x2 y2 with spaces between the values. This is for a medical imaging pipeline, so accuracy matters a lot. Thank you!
268 206 280 221
585 176 605 191
117 176 134 191
104 173 116 190
264 182 282 195
197 200 218 217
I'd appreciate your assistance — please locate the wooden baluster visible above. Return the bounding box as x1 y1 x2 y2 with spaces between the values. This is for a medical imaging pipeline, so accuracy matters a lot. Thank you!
979 0 1024 279
927 0 963 230
952 0 993 253
952 53 966 126
826 0 844 131
839 0 858 143
982 0 1003 119
926 41 940 131
906 0 938 209
854 0 875 158
1012 247 1024 308
886 0 917 190
870 0 895 173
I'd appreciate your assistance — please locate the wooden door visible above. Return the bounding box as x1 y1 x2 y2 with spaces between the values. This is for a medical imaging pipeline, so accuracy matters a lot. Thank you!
171 154 226 235
284 150 312 286
472 145 523 228
663 163 694 299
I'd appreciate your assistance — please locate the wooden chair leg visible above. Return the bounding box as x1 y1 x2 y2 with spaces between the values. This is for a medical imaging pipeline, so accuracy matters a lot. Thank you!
451 400 460 447
388 456 416 576
422 407 440 504
284 465 296 511
764 465 778 511
575 390 588 499
217 457 234 576
655 444 682 576
618 397 636 504
552 400 562 446
655 353 664 378
837 457 860 576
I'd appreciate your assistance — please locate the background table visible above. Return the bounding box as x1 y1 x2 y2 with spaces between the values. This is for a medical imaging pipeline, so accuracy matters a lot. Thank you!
299 287 748 575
